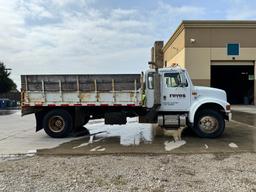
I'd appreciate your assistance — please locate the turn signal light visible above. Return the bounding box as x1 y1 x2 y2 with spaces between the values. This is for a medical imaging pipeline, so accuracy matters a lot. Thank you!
226 105 231 110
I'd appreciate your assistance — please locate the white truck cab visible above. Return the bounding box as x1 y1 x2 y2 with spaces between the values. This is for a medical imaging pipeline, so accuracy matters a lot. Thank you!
145 65 231 138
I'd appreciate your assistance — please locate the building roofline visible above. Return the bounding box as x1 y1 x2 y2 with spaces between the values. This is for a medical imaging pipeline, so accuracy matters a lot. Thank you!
163 21 184 52
163 20 256 52
182 20 256 25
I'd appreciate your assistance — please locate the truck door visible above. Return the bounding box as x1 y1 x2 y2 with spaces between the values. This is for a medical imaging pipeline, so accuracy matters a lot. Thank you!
160 71 190 111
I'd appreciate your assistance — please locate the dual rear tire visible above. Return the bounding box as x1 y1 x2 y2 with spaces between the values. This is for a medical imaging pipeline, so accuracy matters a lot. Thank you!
43 109 91 138
43 109 73 138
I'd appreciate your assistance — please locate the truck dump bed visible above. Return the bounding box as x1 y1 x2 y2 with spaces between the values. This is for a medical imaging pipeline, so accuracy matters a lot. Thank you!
21 74 143 107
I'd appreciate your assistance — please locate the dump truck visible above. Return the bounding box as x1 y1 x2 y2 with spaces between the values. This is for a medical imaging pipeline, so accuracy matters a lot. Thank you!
21 64 231 138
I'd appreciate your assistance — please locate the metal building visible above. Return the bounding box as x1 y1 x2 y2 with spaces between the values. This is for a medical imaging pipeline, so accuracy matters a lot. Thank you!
151 20 256 105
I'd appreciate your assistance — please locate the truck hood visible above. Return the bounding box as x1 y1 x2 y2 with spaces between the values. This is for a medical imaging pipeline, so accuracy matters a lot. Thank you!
194 86 227 101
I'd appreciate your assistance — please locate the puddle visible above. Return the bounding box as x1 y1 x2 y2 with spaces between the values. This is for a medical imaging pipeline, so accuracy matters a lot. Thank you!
36 120 256 155
85 118 156 146
232 111 256 127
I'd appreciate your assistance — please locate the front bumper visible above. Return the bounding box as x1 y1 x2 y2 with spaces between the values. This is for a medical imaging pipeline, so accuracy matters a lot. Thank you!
225 112 232 121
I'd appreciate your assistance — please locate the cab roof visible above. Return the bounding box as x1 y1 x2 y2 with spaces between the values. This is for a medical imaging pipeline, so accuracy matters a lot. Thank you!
146 67 186 73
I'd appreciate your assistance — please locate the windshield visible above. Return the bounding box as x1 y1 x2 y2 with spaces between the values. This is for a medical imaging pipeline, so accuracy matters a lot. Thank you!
164 72 188 87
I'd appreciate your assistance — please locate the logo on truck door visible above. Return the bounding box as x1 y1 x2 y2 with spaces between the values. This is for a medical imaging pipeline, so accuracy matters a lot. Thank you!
170 94 186 98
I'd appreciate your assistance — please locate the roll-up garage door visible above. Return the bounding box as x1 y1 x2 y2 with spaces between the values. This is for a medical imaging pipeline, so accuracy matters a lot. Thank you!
211 61 254 104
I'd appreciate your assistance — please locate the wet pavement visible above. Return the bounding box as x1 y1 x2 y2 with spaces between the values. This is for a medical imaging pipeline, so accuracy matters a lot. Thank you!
232 106 256 127
0 109 256 156
232 105 256 114
38 120 256 155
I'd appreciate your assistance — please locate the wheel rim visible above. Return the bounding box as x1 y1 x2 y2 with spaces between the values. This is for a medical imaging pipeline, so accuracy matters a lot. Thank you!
198 116 219 134
48 116 65 133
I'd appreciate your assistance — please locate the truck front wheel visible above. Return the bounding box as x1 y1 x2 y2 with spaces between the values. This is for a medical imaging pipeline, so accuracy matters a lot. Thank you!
193 109 225 138
43 109 73 138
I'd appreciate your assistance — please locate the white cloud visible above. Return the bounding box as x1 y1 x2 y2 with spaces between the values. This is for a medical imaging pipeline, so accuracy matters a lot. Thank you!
111 8 138 20
0 0 205 89
157 2 205 16
52 0 93 7
224 0 256 19
226 7 256 19
148 2 205 40
21 1 53 19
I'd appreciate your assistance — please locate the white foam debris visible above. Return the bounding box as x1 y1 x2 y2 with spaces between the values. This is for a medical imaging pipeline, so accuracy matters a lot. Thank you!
90 146 102 152
205 144 209 149
229 142 238 148
73 137 104 149
89 146 106 152
96 148 106 152
73 136 94 149
26 150 36 157
86 117 154 146
73 143 90 149
89 135 94 143
27 149 36 153
164 140 186 151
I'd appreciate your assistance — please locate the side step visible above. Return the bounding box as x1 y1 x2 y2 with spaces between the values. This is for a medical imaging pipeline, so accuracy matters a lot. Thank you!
158 114 187 129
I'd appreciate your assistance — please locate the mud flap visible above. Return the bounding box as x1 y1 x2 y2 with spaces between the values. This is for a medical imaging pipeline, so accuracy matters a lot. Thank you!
35 111 44 132
139 104 160 123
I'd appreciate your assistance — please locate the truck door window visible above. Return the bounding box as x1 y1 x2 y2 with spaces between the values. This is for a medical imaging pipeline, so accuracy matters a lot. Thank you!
147 72 154 89
164 73 183 87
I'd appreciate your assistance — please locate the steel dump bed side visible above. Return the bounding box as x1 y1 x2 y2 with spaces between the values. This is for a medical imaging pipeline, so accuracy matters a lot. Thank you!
21 74 143 109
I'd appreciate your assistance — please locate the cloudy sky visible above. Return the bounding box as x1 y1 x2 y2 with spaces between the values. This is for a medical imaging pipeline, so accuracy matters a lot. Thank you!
1 0 256 88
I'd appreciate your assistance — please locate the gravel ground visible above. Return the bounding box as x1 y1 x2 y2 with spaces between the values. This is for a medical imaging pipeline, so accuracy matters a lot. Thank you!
0 153 256 192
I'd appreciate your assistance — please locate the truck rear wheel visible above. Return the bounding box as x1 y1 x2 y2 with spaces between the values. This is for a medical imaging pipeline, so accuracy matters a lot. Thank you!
193 109 225 138
43 109 73 138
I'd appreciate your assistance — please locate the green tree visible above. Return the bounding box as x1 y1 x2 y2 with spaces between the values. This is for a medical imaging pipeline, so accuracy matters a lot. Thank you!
0 62 17 93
